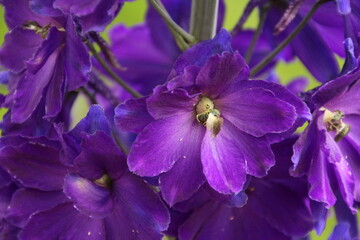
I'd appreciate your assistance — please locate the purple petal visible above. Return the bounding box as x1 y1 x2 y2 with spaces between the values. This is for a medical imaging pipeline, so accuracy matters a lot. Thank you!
128 113 204 176
2 0 59 29
115 97 154 133
0 28 42 73
159 123 205 206
322 81 360 116
64 17 91 91
332 156 355 212
201 122 246 194
60 105 111 165
201 120 274 194
170 29 233 78
75 131 127 180
311 69 360 108
179 201 289 240
147 88 200 119
334 197 359 239
231 79 311 143
107 172 170 239
11 28 65 123
195 52 249 99
337 133 360 202
44 51 65 118
248 179 314 236
167 65 201 91
291 119 318 177
6 188 68 228
109 24 173 94
291 17 339 83
29 0 63 16
216 86 296 137
307 130 337 208
63 174 113 218
0 166 12 188
0 183 17 219
329 223 352 240
0 221 20 240
286 77 309 94
311 201 328 235
53 0 101 16
0 141 66 191
19 203 105 240
77 0 123 32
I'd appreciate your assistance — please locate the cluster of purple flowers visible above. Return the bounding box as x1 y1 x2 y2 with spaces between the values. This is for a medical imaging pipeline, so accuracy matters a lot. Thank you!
0 0 359 239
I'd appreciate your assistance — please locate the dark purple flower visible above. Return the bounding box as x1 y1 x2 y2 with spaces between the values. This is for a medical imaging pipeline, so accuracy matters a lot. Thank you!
171 137 315 240
291 65 360 211
0 0 91 123
0 106 170 239
105 0 225 95
115 31 310 206
0 0 133 123
254 0 360 82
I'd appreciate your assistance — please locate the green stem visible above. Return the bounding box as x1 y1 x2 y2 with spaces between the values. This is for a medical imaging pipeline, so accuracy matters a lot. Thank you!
149 0 195 43
80 87 97 105
250 0 322 77
190 0 219 41
112 130 129 155
86 41 143 98
245 6 269 63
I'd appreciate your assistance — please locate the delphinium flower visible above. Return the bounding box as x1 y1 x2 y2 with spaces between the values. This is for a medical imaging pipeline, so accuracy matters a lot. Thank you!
0 0 131 123
241 0 360 81
291 64 360 216
105 0 225 95
115 29 311 206
106 0 281 97
0 106 170 239
169 137 316 240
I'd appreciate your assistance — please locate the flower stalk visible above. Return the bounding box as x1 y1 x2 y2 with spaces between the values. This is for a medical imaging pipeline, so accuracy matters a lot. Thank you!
190 0 219 41
86 40 143 98
148 0 195 44
250 0 323 77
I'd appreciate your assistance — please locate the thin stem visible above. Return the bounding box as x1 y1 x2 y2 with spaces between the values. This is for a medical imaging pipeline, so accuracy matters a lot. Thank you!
245 6 269 63
80 87 97 105
148 0 195 43
167 22 189 51
112 130 129 155
190 0 219 41
86 41 143 98
250 0 323 77
230 0 257 36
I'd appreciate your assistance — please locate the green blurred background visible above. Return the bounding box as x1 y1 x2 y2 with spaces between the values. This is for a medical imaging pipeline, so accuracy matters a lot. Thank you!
0 1 356 239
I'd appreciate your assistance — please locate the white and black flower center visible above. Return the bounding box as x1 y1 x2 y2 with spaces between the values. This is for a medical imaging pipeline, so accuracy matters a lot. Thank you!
322 108 350 142
196 97 224 137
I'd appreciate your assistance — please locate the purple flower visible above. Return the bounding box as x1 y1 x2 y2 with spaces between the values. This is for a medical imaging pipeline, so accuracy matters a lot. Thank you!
0 0 133 123
0 106 170 239
0 0 91 123
105 0 225 95
115 31 311 206
252 0 360 82
291 65 360 211
171 137 315 240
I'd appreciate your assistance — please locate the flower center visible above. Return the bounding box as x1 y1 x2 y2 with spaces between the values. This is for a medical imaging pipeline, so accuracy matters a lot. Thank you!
196 97 224 137
22 21 65 38
321 108 350 142
94 174 112 188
